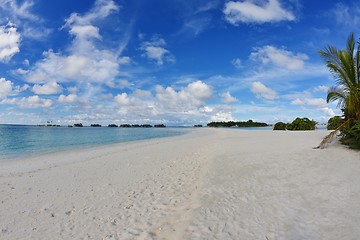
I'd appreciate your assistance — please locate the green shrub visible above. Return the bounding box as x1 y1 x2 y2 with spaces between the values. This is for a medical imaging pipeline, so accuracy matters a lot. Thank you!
327 116 344 130
207 120 268 128
273 122 287 130
341 121 360 149
287 117 316 131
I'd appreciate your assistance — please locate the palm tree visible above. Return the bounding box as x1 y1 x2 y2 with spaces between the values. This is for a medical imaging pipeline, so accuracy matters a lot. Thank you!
319 32 360 120
316 33 360 148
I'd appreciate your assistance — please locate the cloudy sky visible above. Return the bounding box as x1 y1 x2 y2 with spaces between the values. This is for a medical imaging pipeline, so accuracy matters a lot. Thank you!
0 0 357 125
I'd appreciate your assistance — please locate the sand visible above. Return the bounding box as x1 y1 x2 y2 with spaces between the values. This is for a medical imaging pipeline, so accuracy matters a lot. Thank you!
0 129 359 240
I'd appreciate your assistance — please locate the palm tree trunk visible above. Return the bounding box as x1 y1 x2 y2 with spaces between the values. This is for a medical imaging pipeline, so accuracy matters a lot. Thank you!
315 119 351 149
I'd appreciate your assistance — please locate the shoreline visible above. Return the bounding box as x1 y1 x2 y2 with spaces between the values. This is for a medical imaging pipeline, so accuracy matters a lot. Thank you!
0 126 329 163
0 126 193 163
0 128 201 175
1 126 327 163
1 129 359 239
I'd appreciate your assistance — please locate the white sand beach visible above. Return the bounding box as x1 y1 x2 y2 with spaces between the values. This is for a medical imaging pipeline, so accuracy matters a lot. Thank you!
0 129 359 240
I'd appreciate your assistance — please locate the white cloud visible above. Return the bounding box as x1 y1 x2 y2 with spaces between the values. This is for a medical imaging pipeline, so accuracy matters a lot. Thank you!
220 91 238 103
232 58 242 69
291 98 327 108
305 98 327 107
19 95 53 108
320 107 335 117
64 0 119 27
250 81 277 100
134 89 152 99
210 111 234 122
143 46 169 65
185 81 213 101
140 81 213 123
314 85 329 92
291 98 303 105
173 0 219 38
21 96 52 108
0 0 51 40
180 17 212 37
0 98 16 105
67 86 78 94
69 25 101 40
110 90 154 119
0 78 14 98
290 97 337 119
32 81 62 95
63 1 116 54
151 81 221 123
0 23 20 62
212 63 328 95
58 94 79 104
62 55 91 78
0 78 28 99
114 93 135 106
110 81 214 118
109 79 132 90
223 0 295 25
140 36 175 65
25 0 123 86
1 95 53 108
21 27 52 40
332 2 360 29
250 45 308 70
0 0 39 21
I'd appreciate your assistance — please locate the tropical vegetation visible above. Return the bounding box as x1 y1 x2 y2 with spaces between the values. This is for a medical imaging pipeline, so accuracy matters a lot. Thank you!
318 32 360 149
341 121 360 149
286 117 316 131
273 121 287 130
154 124 166 128
207 120 268 128
327 116 343 130
273 118 317 131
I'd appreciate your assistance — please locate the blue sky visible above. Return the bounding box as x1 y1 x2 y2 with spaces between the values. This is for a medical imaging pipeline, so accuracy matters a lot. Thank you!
0 0 358 125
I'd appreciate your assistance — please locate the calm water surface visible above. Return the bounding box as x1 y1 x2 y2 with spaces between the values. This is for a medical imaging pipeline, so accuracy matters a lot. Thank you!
0 125 190 161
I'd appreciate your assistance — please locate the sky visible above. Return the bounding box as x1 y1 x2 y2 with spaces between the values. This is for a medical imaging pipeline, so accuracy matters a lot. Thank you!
0 0 358 126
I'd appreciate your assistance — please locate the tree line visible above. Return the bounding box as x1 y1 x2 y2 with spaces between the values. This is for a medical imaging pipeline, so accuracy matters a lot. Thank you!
207 120 268 128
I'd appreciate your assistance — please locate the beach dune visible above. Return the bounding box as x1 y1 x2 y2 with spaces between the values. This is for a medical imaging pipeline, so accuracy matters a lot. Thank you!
0 129 359 239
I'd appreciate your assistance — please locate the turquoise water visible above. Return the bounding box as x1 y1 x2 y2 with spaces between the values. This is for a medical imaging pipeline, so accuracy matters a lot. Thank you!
0 125 190 161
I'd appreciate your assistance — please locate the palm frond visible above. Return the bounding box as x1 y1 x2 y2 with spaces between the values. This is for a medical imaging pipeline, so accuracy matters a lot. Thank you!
356 43 360 83
327 87 347 109
346 33 355 57
317 32 360 149
320 32 360 119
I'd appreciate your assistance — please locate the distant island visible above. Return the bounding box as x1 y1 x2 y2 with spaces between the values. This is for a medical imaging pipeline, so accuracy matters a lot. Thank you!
207 120 268 128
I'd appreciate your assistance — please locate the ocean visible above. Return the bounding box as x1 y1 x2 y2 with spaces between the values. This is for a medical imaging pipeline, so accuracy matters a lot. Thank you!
0 125 191 161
